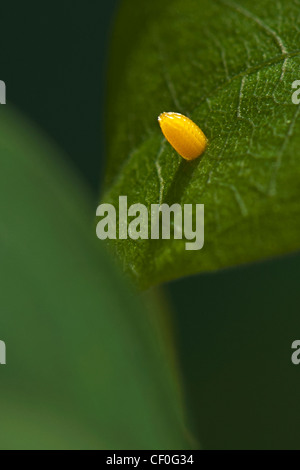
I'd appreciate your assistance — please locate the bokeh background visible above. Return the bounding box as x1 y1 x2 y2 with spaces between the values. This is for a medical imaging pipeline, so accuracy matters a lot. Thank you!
1 0 300 450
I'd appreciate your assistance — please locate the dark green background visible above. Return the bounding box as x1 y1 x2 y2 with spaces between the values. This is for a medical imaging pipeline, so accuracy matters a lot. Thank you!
1 0 300 450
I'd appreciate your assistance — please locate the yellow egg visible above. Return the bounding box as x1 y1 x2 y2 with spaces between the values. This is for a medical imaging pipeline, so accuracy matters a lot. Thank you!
158 112 207 160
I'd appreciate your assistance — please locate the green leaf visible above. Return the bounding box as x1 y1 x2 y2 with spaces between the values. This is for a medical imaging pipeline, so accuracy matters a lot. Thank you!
0 106 190 449
102 0 300 288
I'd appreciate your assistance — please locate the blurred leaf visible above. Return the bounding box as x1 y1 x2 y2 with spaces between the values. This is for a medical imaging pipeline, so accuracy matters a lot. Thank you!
102 0 300 288
0 107 190 449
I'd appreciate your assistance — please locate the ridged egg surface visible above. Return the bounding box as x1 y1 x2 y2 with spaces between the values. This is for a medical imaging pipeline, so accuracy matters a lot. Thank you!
158 112 207 161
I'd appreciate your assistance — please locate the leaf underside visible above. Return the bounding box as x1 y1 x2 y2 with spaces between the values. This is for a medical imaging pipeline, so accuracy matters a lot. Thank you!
102 0 300 288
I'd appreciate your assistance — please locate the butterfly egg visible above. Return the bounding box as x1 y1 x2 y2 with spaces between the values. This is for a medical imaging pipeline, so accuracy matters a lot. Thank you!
158 112 207 161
